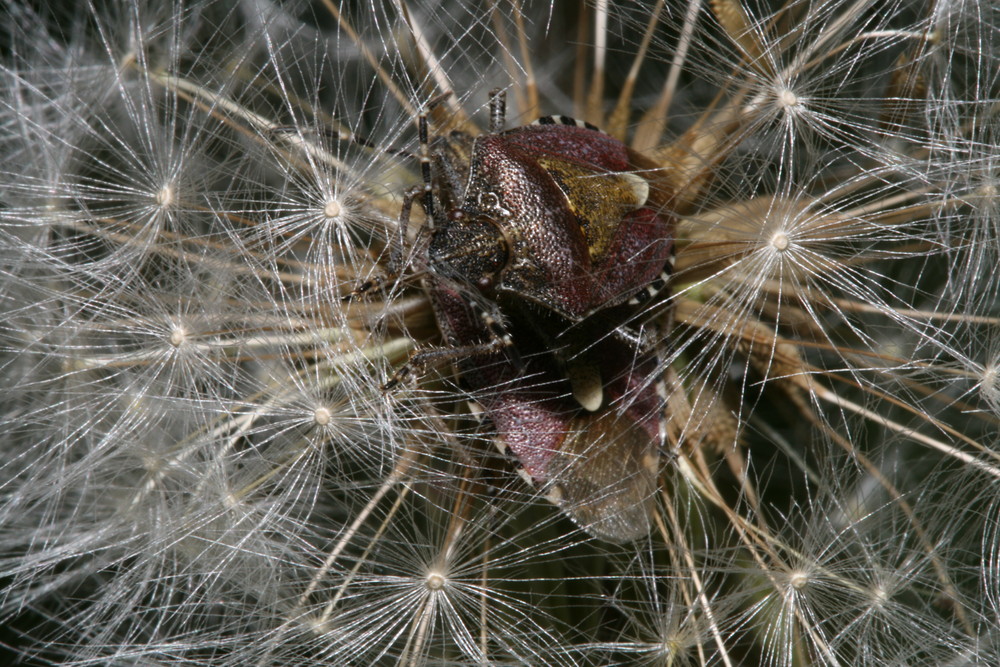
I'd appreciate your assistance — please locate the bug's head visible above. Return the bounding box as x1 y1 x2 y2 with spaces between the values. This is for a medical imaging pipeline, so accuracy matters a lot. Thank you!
428 210 510 290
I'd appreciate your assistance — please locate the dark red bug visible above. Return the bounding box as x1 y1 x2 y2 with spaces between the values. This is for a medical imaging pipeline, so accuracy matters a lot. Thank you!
384 91 674 542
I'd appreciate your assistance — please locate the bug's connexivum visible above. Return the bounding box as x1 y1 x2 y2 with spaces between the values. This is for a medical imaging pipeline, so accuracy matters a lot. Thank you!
1 1 998 665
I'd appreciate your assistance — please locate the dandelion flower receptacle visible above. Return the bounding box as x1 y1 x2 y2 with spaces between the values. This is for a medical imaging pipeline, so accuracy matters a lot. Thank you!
1 1 998 664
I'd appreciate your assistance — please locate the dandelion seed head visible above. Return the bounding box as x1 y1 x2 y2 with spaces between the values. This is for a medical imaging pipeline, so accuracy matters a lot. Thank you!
869 583 890 610
980 362 1000 413
776 86 803 115
663 637 686 658
303 613 341 638
770 229 791 252
424 570 447 591
313 405 333 426
788 569 810 590
155 182 176 208
139 450 168 477
322 198 342 219
222 491 241 510
43 188 65 212
168 323 187 347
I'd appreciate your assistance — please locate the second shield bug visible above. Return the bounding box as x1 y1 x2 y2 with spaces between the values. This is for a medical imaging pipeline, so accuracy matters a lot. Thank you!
380 91 675 542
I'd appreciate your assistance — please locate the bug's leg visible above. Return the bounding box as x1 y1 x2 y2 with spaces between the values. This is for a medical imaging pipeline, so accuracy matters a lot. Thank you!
383 305 516 391
388 182 434 277
382 335 513 391
360 105 437 294
347 92 447 300
474 304 523 368
343 184 428 300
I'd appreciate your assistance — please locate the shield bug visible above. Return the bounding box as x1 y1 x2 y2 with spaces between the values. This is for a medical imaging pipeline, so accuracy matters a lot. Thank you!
380 91 674 542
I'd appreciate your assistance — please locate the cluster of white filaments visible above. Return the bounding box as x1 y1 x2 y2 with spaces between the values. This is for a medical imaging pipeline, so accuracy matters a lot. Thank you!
0 1 997 665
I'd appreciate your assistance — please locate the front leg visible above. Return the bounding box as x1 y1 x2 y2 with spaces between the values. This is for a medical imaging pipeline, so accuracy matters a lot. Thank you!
383 301 516 391
344 184 428 300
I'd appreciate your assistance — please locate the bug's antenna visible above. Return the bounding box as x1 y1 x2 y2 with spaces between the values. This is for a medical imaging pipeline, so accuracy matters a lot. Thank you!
418 111 434 220
267 125 416 159
414 92 455 221
489 89 507 133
